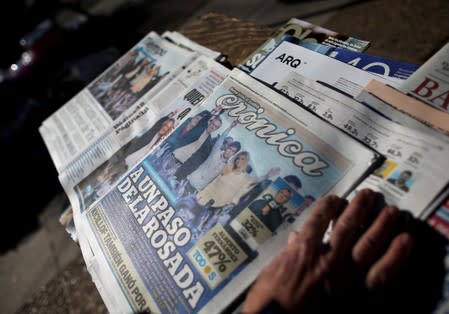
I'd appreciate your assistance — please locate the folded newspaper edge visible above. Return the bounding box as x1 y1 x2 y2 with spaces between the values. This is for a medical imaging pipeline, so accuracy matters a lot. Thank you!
363 79 449 135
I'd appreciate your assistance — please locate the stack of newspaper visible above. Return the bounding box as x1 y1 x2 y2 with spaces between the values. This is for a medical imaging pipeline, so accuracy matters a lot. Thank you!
41 19 449 313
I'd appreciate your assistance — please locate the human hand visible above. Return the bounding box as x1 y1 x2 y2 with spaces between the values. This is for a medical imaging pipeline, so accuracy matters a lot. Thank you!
267 167 281 178
242 189 413 313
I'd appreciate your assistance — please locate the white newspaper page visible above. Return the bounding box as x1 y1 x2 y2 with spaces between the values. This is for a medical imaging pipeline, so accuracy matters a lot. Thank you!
40 32 196 172
398 42 449 113
240 17 370 73
63 62 230 216
277 71 449 217
77 69 378 314
250 41 401 97
57 56 225 186
112 56 226 144
163 31 221 59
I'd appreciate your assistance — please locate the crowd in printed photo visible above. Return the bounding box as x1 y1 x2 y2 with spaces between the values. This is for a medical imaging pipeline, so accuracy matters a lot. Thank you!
88 47 169 120
144 105 313 239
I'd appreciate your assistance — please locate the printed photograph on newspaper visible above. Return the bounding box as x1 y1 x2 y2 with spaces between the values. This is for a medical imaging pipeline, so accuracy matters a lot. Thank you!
80 69 379 313
71 65 229 214
39 32 195 172
88 32 194 121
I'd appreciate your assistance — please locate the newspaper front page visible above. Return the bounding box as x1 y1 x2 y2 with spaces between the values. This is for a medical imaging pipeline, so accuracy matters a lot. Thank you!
293 41 418 80
359 79 449 135
56 55 227 186
398 42 449 113
240 18 370 73
249 41 402 98
274 71 449 217
76 69 379 314
63 60 230 216
40 32 196 172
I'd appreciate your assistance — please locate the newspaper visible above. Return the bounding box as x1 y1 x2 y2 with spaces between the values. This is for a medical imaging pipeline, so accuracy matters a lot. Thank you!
239 18 370 73
162 31 221 59
39 32 196 173
274 71 449 217
75 69 379 314
249 41 402 98
427 189 449 237
62 59 230 215
55 55 229 186
359 80 449 136
398 42 449 113
356 80 449 239
355 81 447 136
295 40 418 80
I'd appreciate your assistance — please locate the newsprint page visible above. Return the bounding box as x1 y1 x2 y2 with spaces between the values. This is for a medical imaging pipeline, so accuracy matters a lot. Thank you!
61 57 230 213
74 69 379 314
39 32 195 173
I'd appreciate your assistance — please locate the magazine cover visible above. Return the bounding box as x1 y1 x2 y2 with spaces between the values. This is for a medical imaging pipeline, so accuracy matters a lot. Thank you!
239 17 370 73
76 69 379 313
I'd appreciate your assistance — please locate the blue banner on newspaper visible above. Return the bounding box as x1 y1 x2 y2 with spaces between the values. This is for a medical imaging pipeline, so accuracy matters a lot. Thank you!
285 38 419 80
86 78 348 313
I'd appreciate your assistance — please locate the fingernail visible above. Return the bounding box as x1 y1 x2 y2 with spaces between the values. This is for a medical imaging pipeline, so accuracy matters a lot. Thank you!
367 271 386 290
288 231 299 245
399 233 413 251
386 205 399 219
282 246 298 271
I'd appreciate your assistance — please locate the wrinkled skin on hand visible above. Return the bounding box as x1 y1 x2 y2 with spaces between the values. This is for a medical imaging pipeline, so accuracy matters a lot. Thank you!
242 189 414 313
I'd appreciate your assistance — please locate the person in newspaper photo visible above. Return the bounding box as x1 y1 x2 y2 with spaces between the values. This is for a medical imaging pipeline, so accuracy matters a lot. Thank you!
165 106 226 179
124 116 175 167
242 189 446 314
87 40 171 120
183 120 241 192
294 194 315 217
194 151 281 235
247 187 293 233
387 169 414 192
74 114 176 210
77 155 128 209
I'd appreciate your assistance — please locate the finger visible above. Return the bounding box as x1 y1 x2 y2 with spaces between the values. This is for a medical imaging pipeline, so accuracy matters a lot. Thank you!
330 189 376 254
288 231 299 245
298 195 347 249
366 233 413 290
243 246 299 313
352 205 399 268
286 195 346 291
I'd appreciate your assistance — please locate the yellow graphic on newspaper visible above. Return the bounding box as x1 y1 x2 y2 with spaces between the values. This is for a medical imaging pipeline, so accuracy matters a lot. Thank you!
188 225 247 289
374 159 397 179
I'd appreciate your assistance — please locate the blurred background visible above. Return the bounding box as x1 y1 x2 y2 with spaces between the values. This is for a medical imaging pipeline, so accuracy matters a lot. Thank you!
0 0 448 313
